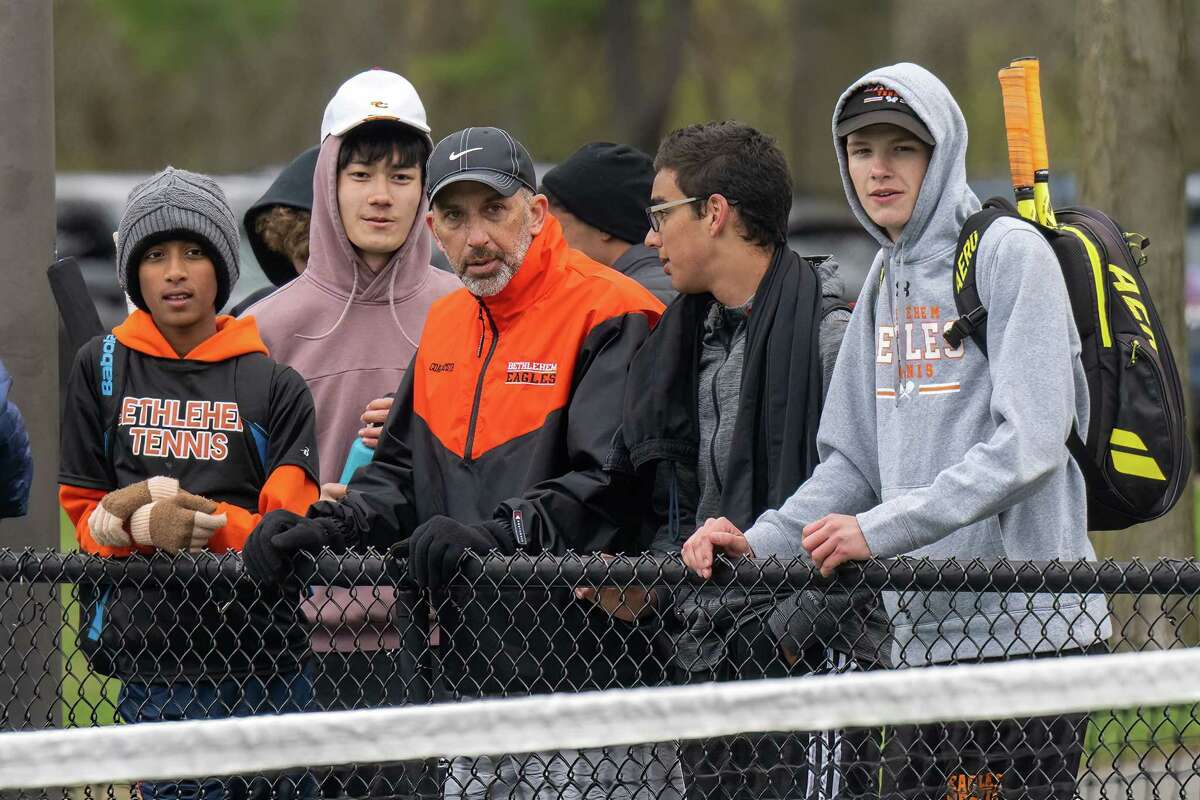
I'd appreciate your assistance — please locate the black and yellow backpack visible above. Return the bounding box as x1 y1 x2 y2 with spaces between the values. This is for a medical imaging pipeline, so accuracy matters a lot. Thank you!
945 197 1190 531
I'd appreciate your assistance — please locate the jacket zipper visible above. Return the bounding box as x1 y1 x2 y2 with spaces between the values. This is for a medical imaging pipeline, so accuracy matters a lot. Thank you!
707 315 738 496
1127 336 1187 511
708 360 724 495
465 300 499 461
476 306 485 358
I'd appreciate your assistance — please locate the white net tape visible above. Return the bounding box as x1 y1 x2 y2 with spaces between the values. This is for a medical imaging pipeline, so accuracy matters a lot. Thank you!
2 649 1199 789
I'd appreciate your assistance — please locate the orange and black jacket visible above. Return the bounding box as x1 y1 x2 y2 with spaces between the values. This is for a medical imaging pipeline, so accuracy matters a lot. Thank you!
59 311 319 682
317 216 664 693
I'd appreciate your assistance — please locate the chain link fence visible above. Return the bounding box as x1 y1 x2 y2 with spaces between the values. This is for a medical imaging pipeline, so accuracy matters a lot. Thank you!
1 549 1198 800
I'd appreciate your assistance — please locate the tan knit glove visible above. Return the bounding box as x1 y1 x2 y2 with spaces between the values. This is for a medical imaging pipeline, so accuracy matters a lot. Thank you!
87 477 180 547
129 491 227 554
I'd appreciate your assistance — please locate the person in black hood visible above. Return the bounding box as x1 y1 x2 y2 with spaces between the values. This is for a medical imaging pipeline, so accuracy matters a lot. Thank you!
540 142 675 305
230 146 318 316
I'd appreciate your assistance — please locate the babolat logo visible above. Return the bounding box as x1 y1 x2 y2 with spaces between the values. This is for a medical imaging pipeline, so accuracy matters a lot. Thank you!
99 335 116 396
429 362 456 373
956 230 979 292
1108 264 1158 352
506 360 557 386
1109 427 1166 481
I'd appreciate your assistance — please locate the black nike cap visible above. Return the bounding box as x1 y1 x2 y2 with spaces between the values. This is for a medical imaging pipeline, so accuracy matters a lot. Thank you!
427 127 538 201
836 84 934 146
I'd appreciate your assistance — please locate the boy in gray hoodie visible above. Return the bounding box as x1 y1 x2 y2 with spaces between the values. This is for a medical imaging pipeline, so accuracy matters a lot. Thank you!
682 63 1109 799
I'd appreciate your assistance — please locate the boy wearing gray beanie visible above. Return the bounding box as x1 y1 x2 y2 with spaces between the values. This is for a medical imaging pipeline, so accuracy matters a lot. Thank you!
59 166 322 799
116 166 240 317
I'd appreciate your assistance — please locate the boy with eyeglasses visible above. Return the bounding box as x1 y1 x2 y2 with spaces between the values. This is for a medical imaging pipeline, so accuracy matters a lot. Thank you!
610 120 888 800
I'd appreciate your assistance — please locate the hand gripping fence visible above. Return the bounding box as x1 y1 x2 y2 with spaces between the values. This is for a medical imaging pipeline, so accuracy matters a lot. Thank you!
2 549 1200 799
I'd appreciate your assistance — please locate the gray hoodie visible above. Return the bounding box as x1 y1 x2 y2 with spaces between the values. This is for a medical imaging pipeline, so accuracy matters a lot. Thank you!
743 63 1109 666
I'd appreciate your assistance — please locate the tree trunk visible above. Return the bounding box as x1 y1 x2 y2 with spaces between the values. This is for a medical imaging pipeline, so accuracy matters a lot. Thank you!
605 0 694 154
1077 0 1193 648
604 0 642 142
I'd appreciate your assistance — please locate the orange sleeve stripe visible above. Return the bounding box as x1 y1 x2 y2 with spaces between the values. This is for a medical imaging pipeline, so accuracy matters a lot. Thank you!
59 484 143 558
207 465 318 553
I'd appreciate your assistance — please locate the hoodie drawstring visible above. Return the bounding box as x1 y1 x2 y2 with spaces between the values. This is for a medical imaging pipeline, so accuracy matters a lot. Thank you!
295 267 358 341
295 261 421 349
387 260 420 350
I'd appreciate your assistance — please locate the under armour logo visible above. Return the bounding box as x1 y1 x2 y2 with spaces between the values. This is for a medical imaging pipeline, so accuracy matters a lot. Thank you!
449 147 483 160
896 280 910 297
301 447 310 457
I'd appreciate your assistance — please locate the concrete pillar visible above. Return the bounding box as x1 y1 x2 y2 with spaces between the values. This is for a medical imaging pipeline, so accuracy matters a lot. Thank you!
0 0 59 737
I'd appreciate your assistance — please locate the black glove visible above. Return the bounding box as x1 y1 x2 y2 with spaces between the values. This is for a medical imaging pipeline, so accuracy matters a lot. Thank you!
242 509 346 584
407 515 514 590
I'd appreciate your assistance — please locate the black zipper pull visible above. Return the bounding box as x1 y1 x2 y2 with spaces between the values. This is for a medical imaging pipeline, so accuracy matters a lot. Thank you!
476 305 485 358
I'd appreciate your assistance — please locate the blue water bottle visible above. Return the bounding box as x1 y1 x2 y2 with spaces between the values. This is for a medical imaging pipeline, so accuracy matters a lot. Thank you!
340 392 391 483
339 437 374 483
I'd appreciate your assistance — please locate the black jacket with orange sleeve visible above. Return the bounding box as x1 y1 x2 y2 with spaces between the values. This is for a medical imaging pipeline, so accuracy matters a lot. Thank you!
59 311 319 682
315 216 664 693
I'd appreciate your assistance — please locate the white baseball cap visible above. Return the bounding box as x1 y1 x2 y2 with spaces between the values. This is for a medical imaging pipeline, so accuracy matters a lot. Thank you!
320 69 432 144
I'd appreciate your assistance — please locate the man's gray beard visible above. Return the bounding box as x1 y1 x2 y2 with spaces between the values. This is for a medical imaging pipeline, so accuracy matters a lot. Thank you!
458 225 533 298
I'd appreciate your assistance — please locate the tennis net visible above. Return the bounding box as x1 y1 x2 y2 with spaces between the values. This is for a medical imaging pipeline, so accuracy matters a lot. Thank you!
2 648 1199 799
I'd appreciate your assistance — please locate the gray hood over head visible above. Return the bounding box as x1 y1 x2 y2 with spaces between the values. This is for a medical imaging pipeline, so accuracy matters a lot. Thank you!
743 62 1109 667
833 62 980 262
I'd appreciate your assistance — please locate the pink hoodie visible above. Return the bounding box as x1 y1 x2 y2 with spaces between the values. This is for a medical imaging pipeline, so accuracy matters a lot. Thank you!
242 133 459 651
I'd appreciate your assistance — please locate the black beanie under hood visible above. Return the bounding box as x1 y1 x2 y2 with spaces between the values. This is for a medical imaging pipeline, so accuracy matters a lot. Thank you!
540 142 653 246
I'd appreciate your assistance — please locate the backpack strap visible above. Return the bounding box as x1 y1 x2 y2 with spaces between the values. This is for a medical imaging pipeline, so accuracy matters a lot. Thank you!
943 197 1021 357
232 353 277 479
820 293 851 320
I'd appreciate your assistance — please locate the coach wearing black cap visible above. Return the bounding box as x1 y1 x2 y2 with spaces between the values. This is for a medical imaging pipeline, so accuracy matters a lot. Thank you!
541 142 675 305
243 125 679 800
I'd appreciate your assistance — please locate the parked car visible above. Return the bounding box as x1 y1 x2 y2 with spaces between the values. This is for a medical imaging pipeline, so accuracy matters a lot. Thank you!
786 198 877 302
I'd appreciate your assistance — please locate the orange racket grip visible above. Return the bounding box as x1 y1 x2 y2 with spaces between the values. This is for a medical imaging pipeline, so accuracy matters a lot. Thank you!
998 66 1034 191
1012 57 1049 173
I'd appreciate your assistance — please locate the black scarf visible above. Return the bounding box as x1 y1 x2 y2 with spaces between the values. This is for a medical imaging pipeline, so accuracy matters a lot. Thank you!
617 247 825 531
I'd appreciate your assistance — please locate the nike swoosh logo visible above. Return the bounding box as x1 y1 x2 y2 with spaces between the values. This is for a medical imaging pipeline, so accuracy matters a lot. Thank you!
449 147 482 160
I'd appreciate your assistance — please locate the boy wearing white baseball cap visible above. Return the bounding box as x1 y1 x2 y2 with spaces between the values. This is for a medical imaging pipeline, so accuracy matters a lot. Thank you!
242 68 458 488
239 68 459 800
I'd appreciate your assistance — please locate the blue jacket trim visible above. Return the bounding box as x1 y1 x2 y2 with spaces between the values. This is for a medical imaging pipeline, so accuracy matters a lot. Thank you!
249 421 269 473
87 587 111 641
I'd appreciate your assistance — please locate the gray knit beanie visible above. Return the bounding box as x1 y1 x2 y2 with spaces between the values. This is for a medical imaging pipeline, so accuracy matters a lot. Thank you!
116 167 240 312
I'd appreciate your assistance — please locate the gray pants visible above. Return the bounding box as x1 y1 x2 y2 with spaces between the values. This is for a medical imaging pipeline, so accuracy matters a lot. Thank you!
445 744 685 800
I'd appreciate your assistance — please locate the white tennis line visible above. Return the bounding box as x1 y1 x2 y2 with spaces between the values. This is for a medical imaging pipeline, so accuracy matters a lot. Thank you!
2 649 1199 788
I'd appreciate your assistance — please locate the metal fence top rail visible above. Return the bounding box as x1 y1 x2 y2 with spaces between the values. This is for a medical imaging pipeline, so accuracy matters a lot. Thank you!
1 548 1198 594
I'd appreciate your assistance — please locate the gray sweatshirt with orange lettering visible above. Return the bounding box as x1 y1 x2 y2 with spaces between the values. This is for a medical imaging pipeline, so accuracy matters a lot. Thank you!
743 62 1110 666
